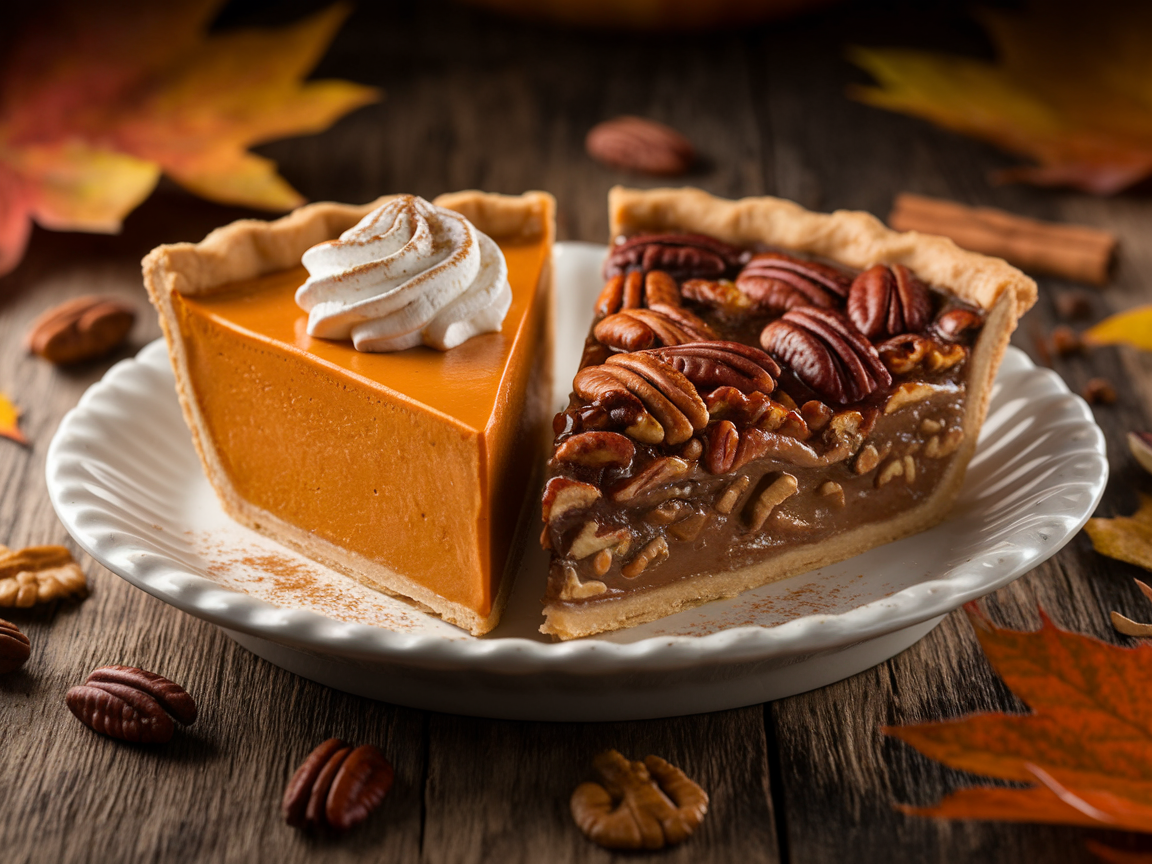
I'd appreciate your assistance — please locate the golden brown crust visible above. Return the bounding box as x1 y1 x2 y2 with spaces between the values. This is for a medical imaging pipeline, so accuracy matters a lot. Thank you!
143 190 556 636
543 187 1030 639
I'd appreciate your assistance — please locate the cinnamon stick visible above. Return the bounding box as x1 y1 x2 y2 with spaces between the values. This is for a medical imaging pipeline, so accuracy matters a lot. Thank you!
888 193 1117 285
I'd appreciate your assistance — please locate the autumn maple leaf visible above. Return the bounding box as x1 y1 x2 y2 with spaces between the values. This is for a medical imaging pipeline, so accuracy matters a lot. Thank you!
887 604 1152 835
849 2 1152 196
0 0 379 277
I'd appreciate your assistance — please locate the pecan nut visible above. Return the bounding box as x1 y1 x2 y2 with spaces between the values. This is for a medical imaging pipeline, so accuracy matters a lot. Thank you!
0 618 31 674
681 278 754 314
65 665 197 744
605 233 748 280
878 334 966 375
26 296 135 365
735 252 851 314
0 543 87 607
596 270 681 317
934 307 985 342
570 750 708 850
555 431 635 469
648 341 779 395
760 307 892 404
574 353 708 445
542 477 601 525
283 739 394 832
585 116 696 177
594 304 716 352
846 264 932 340
705 421 739 474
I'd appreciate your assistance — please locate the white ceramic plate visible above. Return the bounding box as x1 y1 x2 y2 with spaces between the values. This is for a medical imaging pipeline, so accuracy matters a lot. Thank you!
46 243 1108 720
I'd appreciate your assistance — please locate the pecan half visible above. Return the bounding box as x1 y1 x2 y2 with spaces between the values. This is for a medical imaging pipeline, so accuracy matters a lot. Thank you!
681 278 754 315
595 271 681 317
846 264 932 340
735 252 851 314
542 477 601 524
0 619 30 674
878 334 966 375
585 117 696 177
283 739 394 832
934 307 985 342
705 421 739 474
570 750 708 850
555 431 635 469
574 353 708 445
594 304 716 352
26 296 135 365
648 341 779 396
65 665 196 744
760 307 892 405
605 233 748 280
0 543 87 607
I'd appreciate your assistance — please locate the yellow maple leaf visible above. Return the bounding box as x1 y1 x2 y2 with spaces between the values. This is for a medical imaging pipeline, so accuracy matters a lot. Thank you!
0 393 28 446
849 3 1152 195
1083 306 1152 352
1086 495 1152 573
0 0 380 277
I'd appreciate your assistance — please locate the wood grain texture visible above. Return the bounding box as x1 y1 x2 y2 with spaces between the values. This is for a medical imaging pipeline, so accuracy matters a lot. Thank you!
1 0 1150 861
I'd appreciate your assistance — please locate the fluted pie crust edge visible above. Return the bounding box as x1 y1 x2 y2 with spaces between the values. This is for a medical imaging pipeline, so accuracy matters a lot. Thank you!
143 190 556 636
540 187 1036 640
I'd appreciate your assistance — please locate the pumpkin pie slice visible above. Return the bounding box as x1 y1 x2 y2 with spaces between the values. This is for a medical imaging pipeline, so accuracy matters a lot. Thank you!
144 190 555 635
540 187 1036 640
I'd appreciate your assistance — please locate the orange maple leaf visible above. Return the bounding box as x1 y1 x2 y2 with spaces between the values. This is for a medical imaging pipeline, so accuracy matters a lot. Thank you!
0 0 379 277
849 2 1152 195
0 393 28 445
886 604 1152 834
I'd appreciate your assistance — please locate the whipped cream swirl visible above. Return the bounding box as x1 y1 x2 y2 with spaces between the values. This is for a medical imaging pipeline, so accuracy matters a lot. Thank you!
296 195 512 352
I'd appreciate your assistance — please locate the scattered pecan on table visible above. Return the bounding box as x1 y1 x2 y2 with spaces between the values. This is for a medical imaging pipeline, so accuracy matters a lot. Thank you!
570 749 709 850
585 116 696 177
65 665 197 744
0 544 87 607
0 619 31 674
26 296 135 365
282 738 394 832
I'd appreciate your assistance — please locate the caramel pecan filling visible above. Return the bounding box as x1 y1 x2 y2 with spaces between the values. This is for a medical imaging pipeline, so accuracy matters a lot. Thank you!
545 234 985 602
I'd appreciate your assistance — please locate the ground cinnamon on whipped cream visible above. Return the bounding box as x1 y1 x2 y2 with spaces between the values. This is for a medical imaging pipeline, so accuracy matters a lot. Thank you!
296 194 512 352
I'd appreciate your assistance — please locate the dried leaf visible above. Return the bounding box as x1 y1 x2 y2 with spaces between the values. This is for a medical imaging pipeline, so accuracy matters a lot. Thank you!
1086 495 1152 573
0 393 28 445
849 3 1152 195
1110 579 1152 638
887 604 1152 834
1083 307 1152 352
0 0 380 277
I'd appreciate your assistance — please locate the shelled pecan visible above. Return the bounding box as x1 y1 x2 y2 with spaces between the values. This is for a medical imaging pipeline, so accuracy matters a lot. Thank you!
877 333 966 375
735 252 851 314
760 307 892 404
65 665 197 744
595 270 681 317
570 750 708 850
585 117 696 177
933 307 984 342
26 296 135 364
604 233 748 280
846 263 932 340
648 341 779 396
0 544 87 607
594 304 716 352
282 738 394 832
554 431 635 469
0 619 31 674
680 278 754 315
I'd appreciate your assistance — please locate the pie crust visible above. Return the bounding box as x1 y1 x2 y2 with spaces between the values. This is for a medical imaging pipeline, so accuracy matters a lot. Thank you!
540 187 1036 640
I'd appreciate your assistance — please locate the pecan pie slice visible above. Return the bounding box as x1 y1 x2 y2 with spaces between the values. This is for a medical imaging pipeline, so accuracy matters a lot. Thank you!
540 187 1036 640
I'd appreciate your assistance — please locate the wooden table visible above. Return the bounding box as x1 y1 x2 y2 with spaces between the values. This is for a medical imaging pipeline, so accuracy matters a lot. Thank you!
2 2 1150 860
